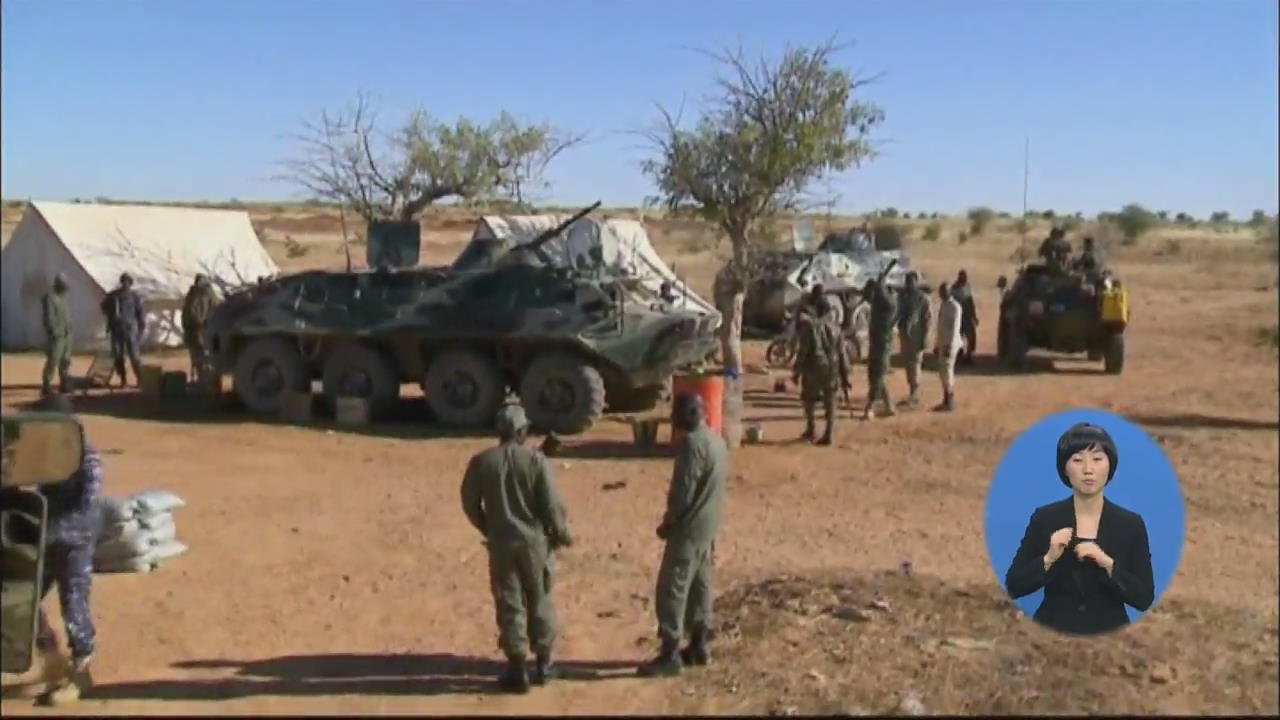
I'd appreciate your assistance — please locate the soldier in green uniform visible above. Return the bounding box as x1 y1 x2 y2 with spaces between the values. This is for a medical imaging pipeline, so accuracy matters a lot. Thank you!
41 274 73 397
791 297 850 445
895 272 932 409
460 404 574 693
638 393 728 678
861 270 898 420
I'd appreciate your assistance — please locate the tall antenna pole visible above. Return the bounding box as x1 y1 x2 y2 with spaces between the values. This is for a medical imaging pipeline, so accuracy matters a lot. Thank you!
1019 135 1030 263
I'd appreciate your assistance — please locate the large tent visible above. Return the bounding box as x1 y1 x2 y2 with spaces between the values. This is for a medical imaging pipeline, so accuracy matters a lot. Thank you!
463 214 720 321
1 201 279 351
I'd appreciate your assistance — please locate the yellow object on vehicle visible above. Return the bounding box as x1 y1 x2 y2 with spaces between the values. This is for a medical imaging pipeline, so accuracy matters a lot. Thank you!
1100 287 1129 323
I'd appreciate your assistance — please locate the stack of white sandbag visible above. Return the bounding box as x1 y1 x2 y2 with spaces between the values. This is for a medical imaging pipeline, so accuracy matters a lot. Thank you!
93 490 189 573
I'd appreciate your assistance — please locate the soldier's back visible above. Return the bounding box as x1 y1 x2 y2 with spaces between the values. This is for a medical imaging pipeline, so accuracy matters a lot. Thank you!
468 444 548 547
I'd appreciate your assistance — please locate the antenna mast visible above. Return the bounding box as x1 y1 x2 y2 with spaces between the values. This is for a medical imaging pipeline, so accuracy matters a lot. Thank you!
1019 135 1030 263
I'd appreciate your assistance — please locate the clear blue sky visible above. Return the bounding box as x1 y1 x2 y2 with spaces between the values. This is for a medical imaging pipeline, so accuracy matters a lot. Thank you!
2 0 1276 218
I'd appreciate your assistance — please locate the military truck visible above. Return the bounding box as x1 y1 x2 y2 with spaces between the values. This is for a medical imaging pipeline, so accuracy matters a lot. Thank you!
996 263 1129 374
202 204 721 435
1 412 83 690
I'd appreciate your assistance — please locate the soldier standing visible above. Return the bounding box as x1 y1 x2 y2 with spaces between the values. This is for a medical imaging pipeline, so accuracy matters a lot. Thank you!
861 269 898 420
1038 227 1072 272
950 269 979 366
895 272 932 409
1073 236 1105 274
41 274 73 397
638 393 728 677
934 283 963 411
34 394 103 698
99 273 145 387
181 274 220 384
791 297 849 445
460 404 573 693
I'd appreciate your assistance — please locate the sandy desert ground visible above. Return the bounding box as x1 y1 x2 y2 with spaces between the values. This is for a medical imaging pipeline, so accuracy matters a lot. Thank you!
1 204 1277 715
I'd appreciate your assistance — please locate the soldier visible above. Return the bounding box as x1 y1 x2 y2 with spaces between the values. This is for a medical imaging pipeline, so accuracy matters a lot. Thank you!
460 404 573 693
181 274 220 384
934 282 963 411
41 274 73 397
1073 236 1105 274
34 393 103 698
791 297 849 444
1038 227 1072 272
950 269 979 366
895 271 932 409
99 273 145 387
860 274 898 420
638 393 728 677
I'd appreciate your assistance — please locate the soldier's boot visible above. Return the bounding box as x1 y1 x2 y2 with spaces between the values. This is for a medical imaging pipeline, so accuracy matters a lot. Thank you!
680 626 710 667
800 417 815 441
933 392 953 412
881 397 897 417
532 652 559 685
943 392 955 412
497 655 530 694
905 389 920 409
637 638 683 678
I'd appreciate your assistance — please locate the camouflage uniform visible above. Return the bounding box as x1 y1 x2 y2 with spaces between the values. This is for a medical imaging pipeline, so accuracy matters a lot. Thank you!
1038 230 1072 273
863 282 898 418
461 405 571 689
181 276 220 384
896 286 932 406
41 277 73 396
793 314 850 443
100 275 145 386
37 418 103 665
640 405 728 677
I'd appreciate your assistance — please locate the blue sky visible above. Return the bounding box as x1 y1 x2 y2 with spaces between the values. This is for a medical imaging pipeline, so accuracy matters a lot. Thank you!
2 0 1276 217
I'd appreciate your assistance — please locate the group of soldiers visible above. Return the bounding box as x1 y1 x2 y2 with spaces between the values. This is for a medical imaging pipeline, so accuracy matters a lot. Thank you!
1038 227 1106 276
788 266 980 444
459 393 728 691
39 272 221 397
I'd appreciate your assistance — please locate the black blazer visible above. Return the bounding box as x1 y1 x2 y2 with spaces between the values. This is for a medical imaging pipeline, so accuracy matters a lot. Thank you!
1005 497 1155 635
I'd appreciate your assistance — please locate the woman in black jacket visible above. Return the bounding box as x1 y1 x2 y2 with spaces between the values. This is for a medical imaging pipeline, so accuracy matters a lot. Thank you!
1005 422 1155 635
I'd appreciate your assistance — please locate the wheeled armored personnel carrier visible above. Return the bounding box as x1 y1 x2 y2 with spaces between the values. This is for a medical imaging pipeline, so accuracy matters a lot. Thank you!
202 205 720 435
996 263 1129 374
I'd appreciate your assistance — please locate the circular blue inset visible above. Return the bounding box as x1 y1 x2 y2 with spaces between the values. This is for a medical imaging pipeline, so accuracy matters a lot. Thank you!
984 408 1185 633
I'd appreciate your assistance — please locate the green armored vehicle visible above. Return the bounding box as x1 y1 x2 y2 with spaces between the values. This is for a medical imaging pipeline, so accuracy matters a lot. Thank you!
203 204 721 435
997 263 1130 374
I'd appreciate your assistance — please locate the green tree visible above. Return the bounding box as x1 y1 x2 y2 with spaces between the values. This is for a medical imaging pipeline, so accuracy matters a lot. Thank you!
1248 209 1269 227
1210 210 1231 224
642 41 884 385
1111 203 1160 244
281 93 581 221
967 206 995 235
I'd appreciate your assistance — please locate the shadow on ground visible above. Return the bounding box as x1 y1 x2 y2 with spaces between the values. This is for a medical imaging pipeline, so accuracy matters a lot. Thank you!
88 653 637 701
1130 412 1280 432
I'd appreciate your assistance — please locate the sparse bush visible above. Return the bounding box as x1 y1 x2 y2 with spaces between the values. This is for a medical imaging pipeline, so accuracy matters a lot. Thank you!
880 207 900 219
1014 217 1030 235
922 221 942 242
967 206 995 235
1156 210 1169 222
996 211 1012 219
1257 325 1279 349
1209 210 1231 224
1156 238 1182 256
1110 203 1159 245
1040 209 1056 220
1059 216 1082 232
1248 209 1269 227
930 212 941 219
1174 212 1195 225
958 230 970 245
284 236 309 258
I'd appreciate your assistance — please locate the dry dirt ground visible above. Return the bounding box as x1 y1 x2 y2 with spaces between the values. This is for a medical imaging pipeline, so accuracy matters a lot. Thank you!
2 206 1278 715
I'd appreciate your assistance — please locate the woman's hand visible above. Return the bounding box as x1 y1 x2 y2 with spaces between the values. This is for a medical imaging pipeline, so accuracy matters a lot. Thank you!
1074 541 1115 575
1043 527 1074 569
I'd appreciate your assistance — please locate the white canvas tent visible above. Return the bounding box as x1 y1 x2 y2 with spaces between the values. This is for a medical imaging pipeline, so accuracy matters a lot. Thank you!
466 214 720 321
1 201 279 352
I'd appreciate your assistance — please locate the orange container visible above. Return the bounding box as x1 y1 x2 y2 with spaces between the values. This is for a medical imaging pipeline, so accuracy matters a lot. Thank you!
670 372 724 446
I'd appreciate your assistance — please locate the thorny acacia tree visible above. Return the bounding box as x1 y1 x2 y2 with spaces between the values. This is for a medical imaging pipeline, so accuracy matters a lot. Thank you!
642 41 884 375
281 93 583 221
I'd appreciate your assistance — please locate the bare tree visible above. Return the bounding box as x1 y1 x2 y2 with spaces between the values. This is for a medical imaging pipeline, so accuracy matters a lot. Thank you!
280 93 584 221
641 40 884 439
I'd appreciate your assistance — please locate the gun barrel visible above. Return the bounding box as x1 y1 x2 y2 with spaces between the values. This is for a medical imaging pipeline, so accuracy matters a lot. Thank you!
517 200 603 254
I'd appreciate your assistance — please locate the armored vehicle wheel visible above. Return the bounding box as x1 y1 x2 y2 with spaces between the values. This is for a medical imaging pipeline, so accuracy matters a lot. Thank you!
321 343 399 418
520 352 606 435
233 336 309 414
997 316 1008 359
424 348 506 428
1103 333 1125 374
765 338 794 368
1003 320 1028 370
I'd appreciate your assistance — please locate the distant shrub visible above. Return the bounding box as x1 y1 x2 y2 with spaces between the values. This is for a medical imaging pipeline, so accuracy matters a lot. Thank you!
872 221 904 250
1110 203 1159 245
958 230 970 245
922 222 943 242
1249 209 1269 227
1209 211 1231 224
967 207 995 235
284 236 309 258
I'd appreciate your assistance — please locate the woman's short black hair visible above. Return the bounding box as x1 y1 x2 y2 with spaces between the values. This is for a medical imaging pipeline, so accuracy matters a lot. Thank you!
1056 422 1119 487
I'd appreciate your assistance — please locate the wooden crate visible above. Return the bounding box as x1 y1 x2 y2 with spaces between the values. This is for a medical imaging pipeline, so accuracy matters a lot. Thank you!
334 397 370 427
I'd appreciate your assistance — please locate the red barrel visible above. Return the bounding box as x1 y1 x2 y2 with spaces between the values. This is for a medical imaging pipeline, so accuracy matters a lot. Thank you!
670 372 724 446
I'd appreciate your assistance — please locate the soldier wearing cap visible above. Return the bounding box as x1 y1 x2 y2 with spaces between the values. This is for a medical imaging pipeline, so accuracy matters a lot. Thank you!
638 392 729 677
460 403 573 693
41 273 73 396
99 272 145 387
